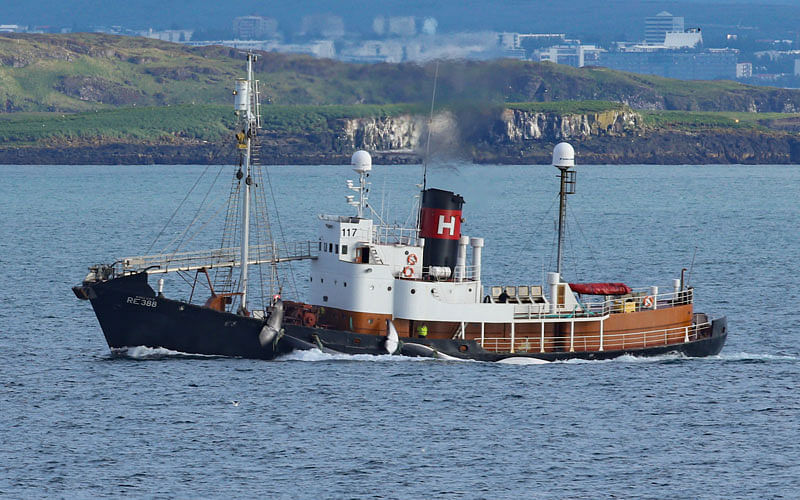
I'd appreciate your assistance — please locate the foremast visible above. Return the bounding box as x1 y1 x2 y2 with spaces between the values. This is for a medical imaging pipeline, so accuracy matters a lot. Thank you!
553 142 576 277
234 53 261 314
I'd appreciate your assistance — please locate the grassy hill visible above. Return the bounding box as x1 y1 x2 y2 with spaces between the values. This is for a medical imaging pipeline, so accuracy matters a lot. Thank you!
3 33 800 113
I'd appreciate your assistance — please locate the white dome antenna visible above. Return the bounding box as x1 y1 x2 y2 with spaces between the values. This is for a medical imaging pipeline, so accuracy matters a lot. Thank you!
552 142 575 169
349 150 372 218
351 150 372 173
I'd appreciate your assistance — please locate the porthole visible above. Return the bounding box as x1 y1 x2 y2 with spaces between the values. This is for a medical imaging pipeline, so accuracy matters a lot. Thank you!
344 282 347 287
410 289 416 294
468 288 472 292
368 319 373 324
404 250 409 255
459 345 468 352
431 289 436 294
323 295 328 302
320 278 324 283
387 286 392 291
310 277 313 282
353 338 362 345
370 285 375 291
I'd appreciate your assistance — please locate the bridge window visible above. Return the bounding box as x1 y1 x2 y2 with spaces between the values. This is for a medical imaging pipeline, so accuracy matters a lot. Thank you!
341 245 348 255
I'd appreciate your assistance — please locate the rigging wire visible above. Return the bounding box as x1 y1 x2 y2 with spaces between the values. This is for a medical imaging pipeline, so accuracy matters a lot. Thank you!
422 61 439 193
568 205 602 279
262 163 299 299
161 164 225 255
146 164 212 254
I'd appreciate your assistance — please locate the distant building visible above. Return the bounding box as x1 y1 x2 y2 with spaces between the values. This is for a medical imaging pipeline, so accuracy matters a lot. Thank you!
737 62 753 78
645 11 684 45
233 16 278 40
535 44 603 67
388 16 416 37
600 49 737 80
188 39 335 59
0 24 27 33
421 18 437 36
141 29 194 42
663 29 702 49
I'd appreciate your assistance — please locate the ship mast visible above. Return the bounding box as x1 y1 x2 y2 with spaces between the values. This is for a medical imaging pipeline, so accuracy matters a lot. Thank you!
553 142 576 276
234 53 259 314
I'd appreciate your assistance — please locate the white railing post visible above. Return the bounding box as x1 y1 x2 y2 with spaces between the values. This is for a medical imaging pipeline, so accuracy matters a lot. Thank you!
599 319 604 352
684 326 689 343
510 321 515 353
460 321 466 340
540 321 545 353
569 320 575 352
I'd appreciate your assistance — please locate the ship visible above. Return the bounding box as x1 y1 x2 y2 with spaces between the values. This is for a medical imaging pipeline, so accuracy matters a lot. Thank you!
73 55 728 362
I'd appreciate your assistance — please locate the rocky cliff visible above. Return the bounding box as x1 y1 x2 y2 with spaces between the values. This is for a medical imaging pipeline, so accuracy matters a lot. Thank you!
3 106 800 165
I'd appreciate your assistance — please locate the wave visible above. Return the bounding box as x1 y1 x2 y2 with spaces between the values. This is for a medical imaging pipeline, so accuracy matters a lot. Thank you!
712 351 799 362
275 348 431 363
110 346 222 360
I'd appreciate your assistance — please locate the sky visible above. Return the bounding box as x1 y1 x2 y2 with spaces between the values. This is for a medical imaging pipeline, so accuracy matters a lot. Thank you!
2 0 799 39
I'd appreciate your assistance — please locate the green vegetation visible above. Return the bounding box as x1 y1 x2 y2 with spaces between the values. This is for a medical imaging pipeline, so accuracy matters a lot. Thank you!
0 103 428 144
3 33 800 114
640 110 800 131
0 105 234 144
507 100 626 114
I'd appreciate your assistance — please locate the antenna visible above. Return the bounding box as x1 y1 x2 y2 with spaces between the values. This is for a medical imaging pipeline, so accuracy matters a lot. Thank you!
416 62 439 234
687 246 697 288
422 61 439 192
552 142 576 277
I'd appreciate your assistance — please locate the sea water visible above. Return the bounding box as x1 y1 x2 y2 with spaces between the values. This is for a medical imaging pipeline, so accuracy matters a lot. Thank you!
1 163 799 499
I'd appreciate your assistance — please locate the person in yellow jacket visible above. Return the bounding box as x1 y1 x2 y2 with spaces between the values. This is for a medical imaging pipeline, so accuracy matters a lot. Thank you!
416 324 428 338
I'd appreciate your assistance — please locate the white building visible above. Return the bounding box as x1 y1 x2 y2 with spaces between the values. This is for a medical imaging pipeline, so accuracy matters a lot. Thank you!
0 24 27 33
535 44 604 67
645 11 684 45
233 16 278 40
388 16 416 37
737 62 753 78
663 29 702 49
140 29 194 42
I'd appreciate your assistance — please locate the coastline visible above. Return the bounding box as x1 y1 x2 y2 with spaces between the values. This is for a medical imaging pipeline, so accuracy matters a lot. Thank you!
3 131 799 165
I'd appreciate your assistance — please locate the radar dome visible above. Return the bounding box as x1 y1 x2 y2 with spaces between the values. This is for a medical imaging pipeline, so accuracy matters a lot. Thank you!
552 142 575 168
351 150 372 173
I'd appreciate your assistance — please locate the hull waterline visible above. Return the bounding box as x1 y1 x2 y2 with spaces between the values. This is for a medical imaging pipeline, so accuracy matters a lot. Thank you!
75 273 727 362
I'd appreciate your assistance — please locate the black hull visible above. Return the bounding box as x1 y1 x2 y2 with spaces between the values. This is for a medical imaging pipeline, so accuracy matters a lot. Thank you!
75 273 727 362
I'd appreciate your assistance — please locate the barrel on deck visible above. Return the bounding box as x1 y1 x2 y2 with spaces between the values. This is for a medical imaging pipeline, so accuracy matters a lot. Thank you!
419 188 464 274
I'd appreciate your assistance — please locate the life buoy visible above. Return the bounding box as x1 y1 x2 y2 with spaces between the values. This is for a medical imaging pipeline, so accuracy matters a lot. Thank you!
407 253 418 265
302 311 317 327
402 266 414 278
643 295 654 308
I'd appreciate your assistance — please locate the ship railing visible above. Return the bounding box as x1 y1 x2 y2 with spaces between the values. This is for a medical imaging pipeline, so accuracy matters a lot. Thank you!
396 264 479 282
512 288 693 320
372 224 419 246
583 288 694 315
114 241 318 276
480 320 712 353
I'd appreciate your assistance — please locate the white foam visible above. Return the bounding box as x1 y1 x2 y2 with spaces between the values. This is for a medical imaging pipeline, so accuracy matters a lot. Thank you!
111 345 219 359
552 352 688 364
712 352 799 362
497 357 550 365
275 348 430 363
